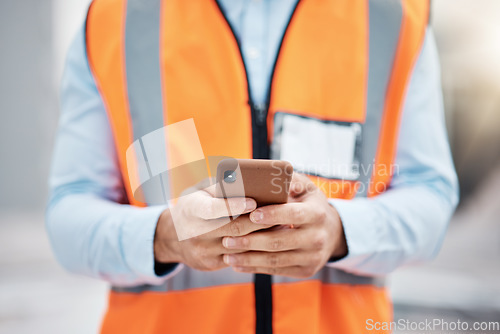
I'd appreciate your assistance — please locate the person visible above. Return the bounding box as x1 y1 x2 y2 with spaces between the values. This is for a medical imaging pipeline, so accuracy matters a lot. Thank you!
46 0 459 333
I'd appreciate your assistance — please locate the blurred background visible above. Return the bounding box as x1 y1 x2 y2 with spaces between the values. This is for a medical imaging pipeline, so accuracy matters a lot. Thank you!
0 0 499 333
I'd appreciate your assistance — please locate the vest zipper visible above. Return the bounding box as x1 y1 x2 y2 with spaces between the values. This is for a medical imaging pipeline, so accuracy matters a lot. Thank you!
214 1 301 334
251 102 270 159
254 103 268 126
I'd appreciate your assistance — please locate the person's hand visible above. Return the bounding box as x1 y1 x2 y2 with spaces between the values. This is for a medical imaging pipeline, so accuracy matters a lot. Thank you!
221 173 348 278
154 183 272 271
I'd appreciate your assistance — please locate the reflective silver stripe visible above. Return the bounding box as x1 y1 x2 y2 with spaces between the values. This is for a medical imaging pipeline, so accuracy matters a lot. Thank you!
125 0 164 140
125 0 168 205
112 266 384 294
112 267 254 293
357 0 403 197
274 267 386 288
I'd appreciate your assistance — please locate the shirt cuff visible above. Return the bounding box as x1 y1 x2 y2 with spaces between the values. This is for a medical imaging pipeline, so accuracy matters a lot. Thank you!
326 198 384 273
121 205 182 283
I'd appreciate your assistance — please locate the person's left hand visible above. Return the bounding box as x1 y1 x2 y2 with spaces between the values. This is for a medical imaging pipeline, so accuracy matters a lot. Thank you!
221 173 348 278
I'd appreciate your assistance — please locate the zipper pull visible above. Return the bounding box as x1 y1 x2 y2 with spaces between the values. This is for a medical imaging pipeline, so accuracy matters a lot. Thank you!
254 103 268 126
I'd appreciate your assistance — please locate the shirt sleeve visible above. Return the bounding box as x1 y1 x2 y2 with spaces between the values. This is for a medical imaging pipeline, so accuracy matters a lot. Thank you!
327 28 459 276
45 26 182 287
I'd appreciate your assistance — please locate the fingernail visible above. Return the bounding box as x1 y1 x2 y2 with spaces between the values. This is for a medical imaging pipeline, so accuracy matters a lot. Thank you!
250 210 264 223
245 198 257 210
223 254 236 265
223 237 237 248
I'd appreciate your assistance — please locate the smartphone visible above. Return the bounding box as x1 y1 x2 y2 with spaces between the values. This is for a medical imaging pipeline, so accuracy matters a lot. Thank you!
215 158 293 207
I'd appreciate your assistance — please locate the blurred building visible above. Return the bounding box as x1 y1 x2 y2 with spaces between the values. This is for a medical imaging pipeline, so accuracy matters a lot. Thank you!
434 0 500 198
0 1 55 211
0 0 89 212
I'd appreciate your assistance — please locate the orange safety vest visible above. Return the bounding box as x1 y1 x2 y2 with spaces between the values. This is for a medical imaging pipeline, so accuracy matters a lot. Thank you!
86 0 429 333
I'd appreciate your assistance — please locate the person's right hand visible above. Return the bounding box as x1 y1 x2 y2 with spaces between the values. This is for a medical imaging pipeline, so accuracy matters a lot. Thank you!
154 184 272 271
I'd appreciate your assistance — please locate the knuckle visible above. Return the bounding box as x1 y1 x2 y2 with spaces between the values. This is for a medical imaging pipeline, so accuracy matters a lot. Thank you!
237 255 249 266
266 207 275 218
268 267 279 275
229 221 243 236
239 236 250 248
293 206 305 221
312 232 327 250
229 198 245 213
269 207 280 223
205 257 222 271
268 253 279 267
303 266 316 278
269 238 284 251
317 208 327 223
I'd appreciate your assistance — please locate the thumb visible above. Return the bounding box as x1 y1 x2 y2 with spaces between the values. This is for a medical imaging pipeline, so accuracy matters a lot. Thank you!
289 172 314 197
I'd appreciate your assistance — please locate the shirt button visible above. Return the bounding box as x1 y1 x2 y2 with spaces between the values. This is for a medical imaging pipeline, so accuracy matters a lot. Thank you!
247 47 260 59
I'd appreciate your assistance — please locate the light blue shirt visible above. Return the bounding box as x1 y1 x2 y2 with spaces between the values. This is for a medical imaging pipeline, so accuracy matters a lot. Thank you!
46 0 459 286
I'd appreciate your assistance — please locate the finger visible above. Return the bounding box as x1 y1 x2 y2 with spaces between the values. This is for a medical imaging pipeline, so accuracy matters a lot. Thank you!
249 202 319 226
223 228 314 252
212 214 274 238
201 238 252 256
200 182 217 197
289 172 315 197
176 179 216 199
192 192 257 220
232 265 310 278
223 251 307 268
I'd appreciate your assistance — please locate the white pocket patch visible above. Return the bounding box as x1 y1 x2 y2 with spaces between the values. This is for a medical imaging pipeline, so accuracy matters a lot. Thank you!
271 112 361 180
